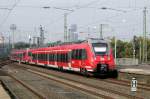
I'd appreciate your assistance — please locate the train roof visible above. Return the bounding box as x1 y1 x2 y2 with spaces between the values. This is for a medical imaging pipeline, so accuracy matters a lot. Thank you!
11 38 108 53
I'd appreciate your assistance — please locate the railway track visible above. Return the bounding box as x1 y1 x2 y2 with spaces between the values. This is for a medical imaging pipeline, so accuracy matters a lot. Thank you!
8 74 46 99
28 69 114 99
2 64 100 99
0 60 45 99
103 78 150 91
14 63 146 99
0 59 12 68
17 63 150 92
1 72 46 99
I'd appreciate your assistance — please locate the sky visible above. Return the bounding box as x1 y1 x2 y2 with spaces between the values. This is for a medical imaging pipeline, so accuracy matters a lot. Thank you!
0 0 150 43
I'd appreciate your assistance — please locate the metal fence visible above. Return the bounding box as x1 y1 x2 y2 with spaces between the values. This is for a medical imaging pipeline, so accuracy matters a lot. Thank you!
116 58 139 66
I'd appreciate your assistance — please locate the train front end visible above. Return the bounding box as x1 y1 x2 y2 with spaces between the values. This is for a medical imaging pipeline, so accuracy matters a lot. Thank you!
89 39 118 77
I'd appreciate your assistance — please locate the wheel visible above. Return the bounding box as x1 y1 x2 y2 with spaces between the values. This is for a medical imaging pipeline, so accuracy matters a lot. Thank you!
110 70 118 78
58 66 63 71
80 68 90 77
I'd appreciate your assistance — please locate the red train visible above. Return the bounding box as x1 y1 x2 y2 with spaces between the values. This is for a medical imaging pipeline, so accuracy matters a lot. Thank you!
10 38 118 77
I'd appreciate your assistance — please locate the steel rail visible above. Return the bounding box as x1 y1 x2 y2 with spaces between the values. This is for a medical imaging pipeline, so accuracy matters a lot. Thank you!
28 69 114 99
7 73 46 99
104 79 150 91
16 63 143 99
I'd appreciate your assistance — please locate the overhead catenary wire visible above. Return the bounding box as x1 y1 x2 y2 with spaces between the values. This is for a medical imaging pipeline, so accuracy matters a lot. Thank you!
0 0 21 28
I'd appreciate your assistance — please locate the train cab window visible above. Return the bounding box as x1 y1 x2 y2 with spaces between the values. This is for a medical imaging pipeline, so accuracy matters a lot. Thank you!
92 43 108 55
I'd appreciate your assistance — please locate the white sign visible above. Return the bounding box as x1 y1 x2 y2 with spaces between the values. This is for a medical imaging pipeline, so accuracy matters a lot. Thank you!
131 78 137 92
94 47 106 52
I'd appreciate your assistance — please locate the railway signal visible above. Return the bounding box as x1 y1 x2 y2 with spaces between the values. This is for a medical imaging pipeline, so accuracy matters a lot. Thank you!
131 77 137 92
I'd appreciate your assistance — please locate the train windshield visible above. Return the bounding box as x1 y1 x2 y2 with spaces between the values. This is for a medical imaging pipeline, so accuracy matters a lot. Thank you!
92 43 108 55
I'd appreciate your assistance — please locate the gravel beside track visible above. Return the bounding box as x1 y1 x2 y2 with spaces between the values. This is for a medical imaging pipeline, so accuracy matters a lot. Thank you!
12 63 150 99
118 65 150 85
104 78 150 91
0 76 40 99
0 69 8 76
0 60 12 68
2 64 98 99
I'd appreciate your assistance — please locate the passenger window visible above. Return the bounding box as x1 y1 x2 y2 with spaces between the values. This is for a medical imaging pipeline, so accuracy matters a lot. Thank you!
82 49 87 60
45 54 47 61
68 52 71 62
71 50 75 59
76 50 79 59
23 52 26 56
28 52 32 56
79 49 82 59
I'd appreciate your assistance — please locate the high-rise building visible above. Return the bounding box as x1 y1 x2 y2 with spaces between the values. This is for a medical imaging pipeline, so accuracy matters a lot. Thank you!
69 24 78 42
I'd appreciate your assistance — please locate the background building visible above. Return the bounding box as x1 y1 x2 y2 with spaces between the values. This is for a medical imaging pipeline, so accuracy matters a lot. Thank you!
69 24 78 42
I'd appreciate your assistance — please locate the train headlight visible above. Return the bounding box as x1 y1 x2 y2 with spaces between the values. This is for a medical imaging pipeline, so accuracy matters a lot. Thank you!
108 56 110 60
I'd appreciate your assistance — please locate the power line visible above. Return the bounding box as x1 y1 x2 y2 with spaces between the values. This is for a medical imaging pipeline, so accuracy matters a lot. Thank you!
0 0 21 28
76 0 101 9
78 13 121 29
43 0 108 30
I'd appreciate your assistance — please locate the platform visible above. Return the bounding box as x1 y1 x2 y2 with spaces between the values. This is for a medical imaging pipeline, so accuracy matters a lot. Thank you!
118 64 150 75
0 83 10 99
118 65 150 84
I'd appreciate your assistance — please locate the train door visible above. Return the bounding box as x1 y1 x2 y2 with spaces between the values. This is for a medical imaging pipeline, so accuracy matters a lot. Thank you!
54 51 57 66
68 51 72 69
35 53 38 64
71 49 81 71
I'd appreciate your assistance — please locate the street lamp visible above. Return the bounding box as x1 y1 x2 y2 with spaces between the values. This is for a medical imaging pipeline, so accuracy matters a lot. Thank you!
100 7 126 13
29 35 31 48
43 6 74 42
10 24 17 49
99 7 127 63
0 8 11 10
42 6 74 12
